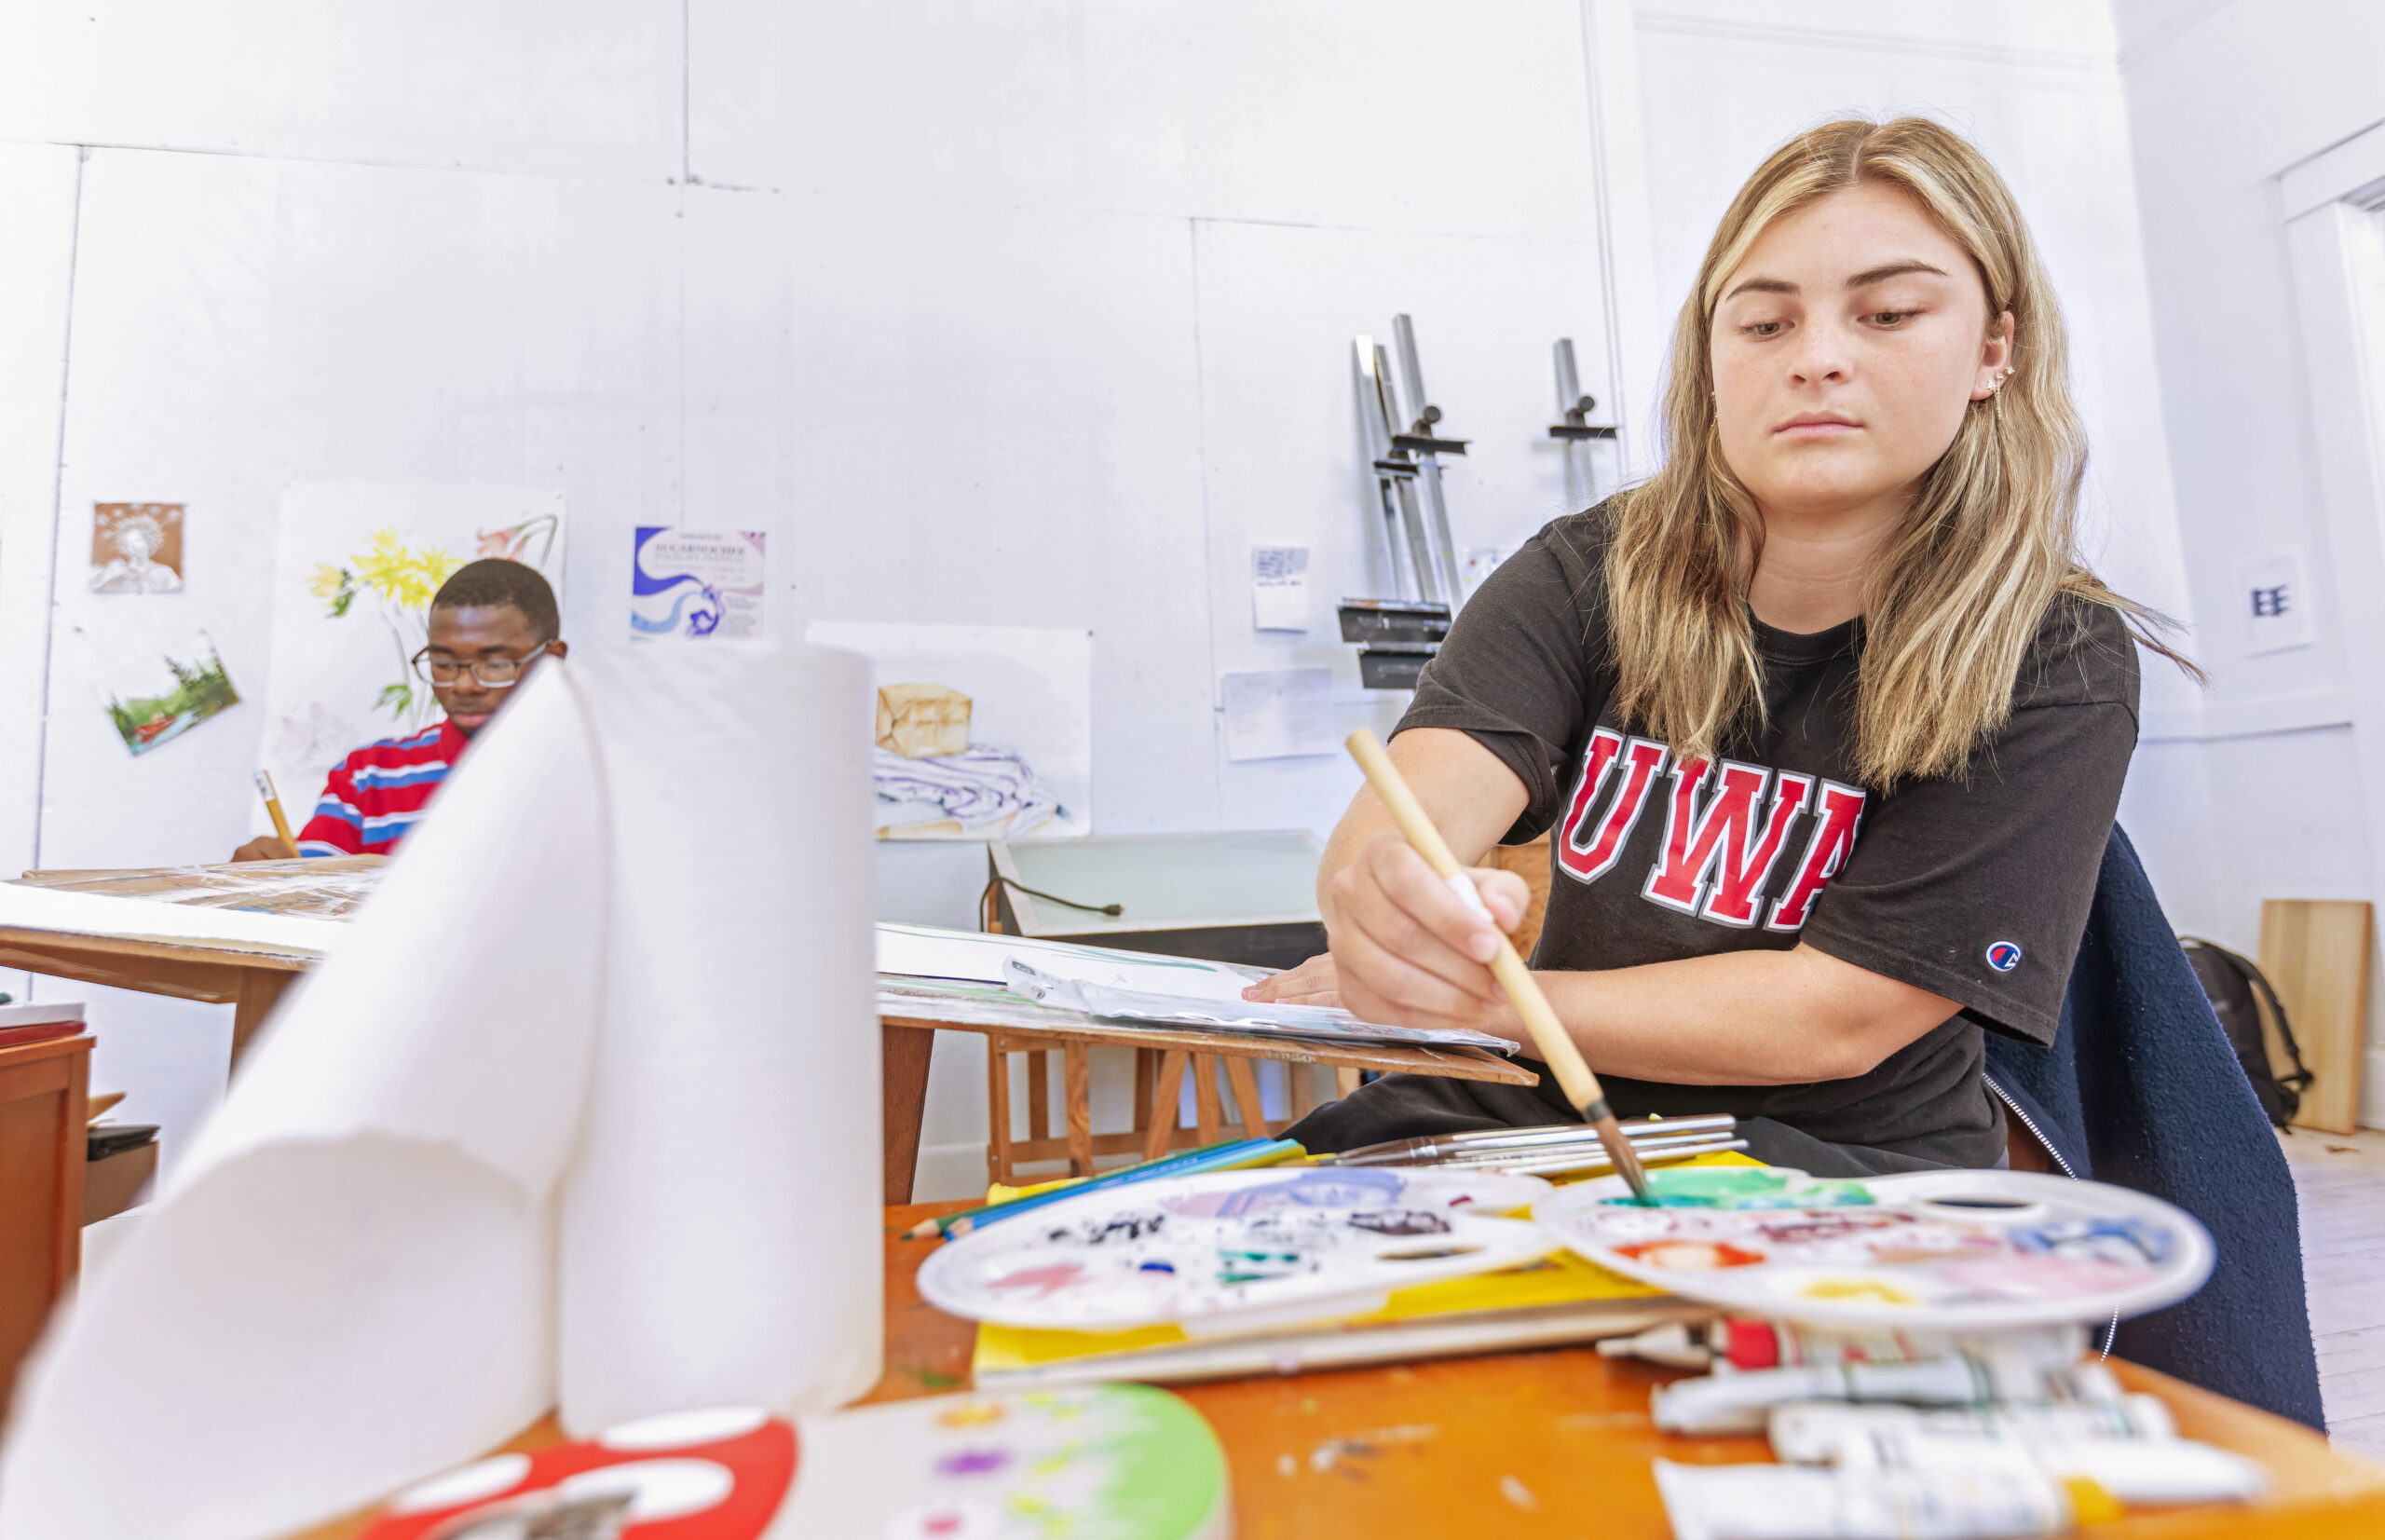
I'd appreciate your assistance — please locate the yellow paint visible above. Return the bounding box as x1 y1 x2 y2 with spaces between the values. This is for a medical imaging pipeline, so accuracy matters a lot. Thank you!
936 1400 1008 1428
1796 1277 1916 1305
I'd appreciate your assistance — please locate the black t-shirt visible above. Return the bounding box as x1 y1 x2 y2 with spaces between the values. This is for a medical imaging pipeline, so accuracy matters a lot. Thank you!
1395 501 2140 1166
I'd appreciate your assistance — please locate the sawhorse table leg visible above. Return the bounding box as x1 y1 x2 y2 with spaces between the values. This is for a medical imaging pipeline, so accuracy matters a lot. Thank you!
881 1023 934 1206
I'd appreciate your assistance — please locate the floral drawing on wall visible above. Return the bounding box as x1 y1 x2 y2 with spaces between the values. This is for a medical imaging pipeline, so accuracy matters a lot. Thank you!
306 513 561 731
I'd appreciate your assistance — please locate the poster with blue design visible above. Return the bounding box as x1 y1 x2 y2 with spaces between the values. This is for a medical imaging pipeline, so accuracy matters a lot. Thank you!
630 527 767 641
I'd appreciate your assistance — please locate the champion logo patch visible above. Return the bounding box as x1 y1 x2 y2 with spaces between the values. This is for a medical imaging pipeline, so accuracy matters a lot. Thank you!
1985 941 2024 974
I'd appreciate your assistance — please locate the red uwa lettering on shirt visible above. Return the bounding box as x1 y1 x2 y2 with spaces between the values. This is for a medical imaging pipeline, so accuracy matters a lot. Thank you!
1641 758 1815 926
1557 730 1670 884
1765 780 1868 932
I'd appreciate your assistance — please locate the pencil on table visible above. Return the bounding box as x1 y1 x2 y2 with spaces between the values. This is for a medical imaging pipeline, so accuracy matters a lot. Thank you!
906 1136 1305 1241
1343 729 1656 1205
254 770 299 859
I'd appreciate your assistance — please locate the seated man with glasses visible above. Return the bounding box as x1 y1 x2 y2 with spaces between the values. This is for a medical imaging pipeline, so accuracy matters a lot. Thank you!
231 559 568 861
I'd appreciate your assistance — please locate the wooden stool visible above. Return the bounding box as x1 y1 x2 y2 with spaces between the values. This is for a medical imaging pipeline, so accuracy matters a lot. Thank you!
984 1039 1324 1186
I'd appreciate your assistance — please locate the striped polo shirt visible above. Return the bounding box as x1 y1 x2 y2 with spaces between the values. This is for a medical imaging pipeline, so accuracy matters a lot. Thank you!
296 718 469 856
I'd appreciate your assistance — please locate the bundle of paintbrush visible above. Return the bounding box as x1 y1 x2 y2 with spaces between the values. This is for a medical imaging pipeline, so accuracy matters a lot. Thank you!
1320 1115 1743 1178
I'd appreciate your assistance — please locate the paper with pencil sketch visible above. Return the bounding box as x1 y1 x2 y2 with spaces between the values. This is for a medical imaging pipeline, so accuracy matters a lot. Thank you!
876 921 1512 1052
0 645 881 1540
878 921 1261 1001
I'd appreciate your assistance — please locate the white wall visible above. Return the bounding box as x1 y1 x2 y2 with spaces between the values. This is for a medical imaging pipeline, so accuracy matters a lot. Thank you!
7 2 2354 1193
2115 0 2385 1124
0 1 1654 1194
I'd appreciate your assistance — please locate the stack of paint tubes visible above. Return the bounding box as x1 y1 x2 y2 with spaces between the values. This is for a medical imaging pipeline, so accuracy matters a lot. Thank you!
1318 1114 1748 1176
1600 1318 2267 1538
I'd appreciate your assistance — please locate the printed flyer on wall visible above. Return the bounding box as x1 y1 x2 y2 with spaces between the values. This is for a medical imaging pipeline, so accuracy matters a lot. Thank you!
630 527 767 640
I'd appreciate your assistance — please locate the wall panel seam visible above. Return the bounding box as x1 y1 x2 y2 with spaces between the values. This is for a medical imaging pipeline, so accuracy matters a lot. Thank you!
30 149 84 874
0 136 684 187
1577 0 1631 471
1187 217 1222 827
1637 14 2110 75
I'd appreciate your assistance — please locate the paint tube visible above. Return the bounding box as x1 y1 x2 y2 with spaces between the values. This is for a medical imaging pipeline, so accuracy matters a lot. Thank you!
1603 1318 2091 1374
1767 1402 2267 1506
1715 1320 2086 1372
1651 1339 2111 1435
1595 1321 1713 1370
1655 1357 1992 1435
1768 1394 2174 1459
1652 1450 2078 1540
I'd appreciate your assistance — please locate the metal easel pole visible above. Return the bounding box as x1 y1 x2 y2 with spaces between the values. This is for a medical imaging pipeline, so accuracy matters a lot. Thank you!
1549 337 1618 512
1354 335 1434 604
1390 314 1466 608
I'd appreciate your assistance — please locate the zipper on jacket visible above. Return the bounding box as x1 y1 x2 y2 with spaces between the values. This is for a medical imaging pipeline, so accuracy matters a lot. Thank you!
1983 1071 2114 1356
1983 1071 2077 1179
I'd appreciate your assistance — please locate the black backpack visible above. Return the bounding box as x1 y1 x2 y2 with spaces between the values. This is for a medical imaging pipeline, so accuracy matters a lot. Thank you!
2179 937 2316 1128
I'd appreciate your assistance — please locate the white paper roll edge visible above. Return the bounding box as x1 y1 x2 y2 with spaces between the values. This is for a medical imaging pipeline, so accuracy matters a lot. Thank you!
555 643 884 1431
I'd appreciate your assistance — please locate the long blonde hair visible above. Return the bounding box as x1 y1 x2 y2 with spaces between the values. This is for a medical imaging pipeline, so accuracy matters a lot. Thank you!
1605 116 2192 786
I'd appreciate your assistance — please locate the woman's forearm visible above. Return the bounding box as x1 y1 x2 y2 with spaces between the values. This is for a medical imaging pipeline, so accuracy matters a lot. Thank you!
1476 946 1958 1085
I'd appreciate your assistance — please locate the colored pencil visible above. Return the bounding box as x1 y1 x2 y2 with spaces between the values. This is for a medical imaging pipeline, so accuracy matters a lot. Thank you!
914 1137 1306 1241
1345 729 1656 1205
254 770 300 859
943 1138 1304 1239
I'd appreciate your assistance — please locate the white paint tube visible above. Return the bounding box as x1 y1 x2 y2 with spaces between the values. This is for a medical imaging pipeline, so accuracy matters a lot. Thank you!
2050 1438 2268 1505
1655 1357 1993 1434
1596 1321 1713 1370
1653 1450 2072 1540
1769 1402 2268 1505
1769 1395 2175 1460
1654 1332 2111 1436
1714 1320 2087 1373
1601 1319 2091 1376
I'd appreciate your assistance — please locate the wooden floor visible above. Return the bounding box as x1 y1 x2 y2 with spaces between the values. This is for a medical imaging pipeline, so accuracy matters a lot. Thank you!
2283 1124 2385 1459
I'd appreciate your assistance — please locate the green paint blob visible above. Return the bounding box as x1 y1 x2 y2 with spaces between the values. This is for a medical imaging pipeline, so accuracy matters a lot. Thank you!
1601 1166 1878 1209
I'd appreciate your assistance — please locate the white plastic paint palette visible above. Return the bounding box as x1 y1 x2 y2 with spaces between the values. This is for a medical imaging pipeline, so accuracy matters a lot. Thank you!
1537 1167 2215 1329
361 1389 1232 1540
919 1165 1558 1333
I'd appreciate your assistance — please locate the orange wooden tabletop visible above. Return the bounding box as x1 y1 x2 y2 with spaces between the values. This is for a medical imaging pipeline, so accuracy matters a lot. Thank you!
289 1200 2385 1540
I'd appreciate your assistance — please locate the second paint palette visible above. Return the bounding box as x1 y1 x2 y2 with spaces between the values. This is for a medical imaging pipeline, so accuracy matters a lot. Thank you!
1537 1166 2214 1329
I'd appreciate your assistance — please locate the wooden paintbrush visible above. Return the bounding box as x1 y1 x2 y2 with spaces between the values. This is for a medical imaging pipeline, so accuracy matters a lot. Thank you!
1344 729 1656 1205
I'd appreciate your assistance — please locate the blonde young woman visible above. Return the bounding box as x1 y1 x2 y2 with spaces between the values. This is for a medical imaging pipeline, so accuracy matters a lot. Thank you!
1250 117 2189 1176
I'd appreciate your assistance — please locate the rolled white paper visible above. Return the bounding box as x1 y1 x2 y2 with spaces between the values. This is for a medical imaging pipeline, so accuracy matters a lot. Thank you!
556 643 881 1430
0 643 883 1540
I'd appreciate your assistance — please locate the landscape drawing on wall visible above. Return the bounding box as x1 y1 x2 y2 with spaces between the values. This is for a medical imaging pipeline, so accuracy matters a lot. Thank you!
804 621 1093 840
100 634 240 756
262 483 566 820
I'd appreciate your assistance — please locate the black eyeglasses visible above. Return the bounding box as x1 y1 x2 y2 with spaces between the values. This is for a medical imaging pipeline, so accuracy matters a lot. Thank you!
410 643 552 688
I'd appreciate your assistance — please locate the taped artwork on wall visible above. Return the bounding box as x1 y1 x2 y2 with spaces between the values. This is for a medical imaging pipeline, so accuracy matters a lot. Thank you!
97 632 239 756
629 527 766 640
802 621 1091 840
261 483 566 821
89 503 185 594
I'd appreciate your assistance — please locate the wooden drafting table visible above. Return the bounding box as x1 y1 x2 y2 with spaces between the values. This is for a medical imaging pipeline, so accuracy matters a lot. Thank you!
0 862 353 1061
284 1198 2385 1540
0 862 1529 1206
